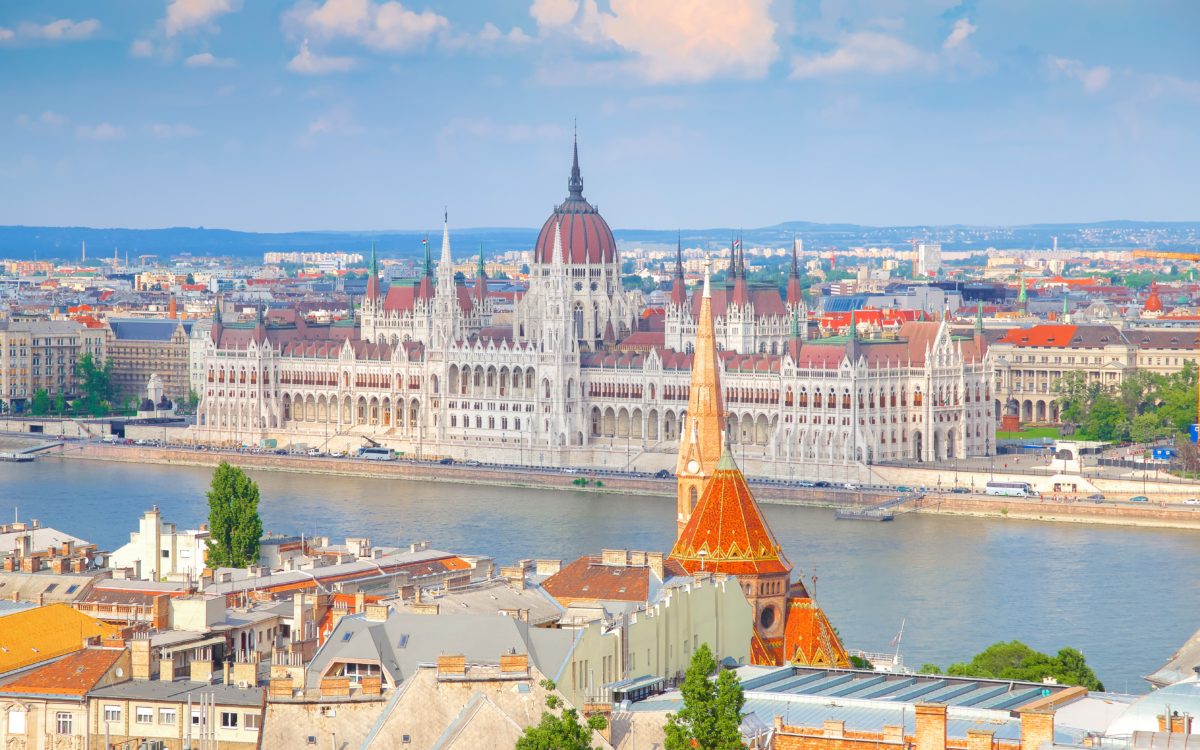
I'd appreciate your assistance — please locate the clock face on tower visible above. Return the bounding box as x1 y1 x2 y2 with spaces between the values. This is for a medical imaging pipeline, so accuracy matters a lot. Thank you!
687 460 700 474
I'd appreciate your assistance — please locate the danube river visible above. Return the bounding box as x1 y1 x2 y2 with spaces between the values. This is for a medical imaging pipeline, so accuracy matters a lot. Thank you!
6 457 1198 693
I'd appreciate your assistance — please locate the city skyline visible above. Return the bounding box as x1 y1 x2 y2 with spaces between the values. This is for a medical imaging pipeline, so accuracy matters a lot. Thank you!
2 1 1198 232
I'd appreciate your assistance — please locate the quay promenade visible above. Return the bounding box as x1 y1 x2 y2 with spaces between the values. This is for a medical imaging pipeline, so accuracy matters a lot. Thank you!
48 441 1200 530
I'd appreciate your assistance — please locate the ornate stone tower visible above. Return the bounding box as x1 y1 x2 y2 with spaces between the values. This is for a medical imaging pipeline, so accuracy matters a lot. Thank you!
675 260 726 537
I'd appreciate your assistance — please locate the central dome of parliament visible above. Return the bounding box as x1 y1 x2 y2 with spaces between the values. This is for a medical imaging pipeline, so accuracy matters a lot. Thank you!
532 138 618 266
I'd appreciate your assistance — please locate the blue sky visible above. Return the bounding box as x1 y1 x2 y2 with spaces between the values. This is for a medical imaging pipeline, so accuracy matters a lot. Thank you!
1 1 1197 232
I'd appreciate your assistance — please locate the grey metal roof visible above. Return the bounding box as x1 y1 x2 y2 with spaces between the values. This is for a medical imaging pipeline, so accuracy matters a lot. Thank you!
108 318 192 341
304 610 576 691
89 678 264 707
631 667 1088 745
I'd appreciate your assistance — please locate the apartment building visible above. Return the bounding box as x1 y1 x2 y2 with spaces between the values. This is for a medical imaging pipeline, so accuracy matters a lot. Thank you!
0 317 106 412
990 324 1200 422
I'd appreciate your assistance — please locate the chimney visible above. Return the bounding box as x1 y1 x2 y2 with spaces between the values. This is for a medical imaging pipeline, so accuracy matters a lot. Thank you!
823 720 845 739
354 591 365 612
968 729 996 750
222 660 231 685
1020 710 1055 750
436 654 466 678
132 637 155 680
364 604 389 622
535 559 562 576
646 552 664 581
601 549 628 567
883 725 905 745
915 704 947 750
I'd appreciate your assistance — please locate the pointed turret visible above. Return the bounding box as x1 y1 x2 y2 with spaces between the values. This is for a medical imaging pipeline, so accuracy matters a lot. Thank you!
731 235 750 306
474 243 488 302
1018 270 1028 312
670 232 687 307
415 235 435 301
786 236 803 307
365 242 381 300
675 259 726 537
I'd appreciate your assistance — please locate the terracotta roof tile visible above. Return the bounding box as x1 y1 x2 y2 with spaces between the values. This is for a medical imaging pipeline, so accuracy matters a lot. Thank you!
0 647 125 698
669 452 790 577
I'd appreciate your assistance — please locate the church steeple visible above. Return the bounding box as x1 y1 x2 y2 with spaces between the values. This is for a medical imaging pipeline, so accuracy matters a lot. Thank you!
365 242 381 301
675 258 726 537
568 125 584 199
670 231 687 307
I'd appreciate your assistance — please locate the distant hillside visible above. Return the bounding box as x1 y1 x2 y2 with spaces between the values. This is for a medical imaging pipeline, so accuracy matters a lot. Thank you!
0 220 1197 261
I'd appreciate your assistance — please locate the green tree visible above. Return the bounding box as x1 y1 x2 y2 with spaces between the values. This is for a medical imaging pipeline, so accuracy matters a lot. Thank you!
918 663 942 675
30 388 50 415
204 462 263 568
516 679 606 750
53 393 66 415
940 641 1103 691
74 352 113 416
664 643 745 750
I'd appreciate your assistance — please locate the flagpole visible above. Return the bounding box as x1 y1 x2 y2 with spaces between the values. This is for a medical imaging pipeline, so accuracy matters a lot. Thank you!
893 618 906 664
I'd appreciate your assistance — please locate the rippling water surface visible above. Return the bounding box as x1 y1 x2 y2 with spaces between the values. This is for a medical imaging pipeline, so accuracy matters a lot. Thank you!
5 457 1198 693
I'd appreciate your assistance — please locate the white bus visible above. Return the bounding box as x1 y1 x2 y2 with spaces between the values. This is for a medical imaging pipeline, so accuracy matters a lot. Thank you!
359 447 395 461
985 481 1039 498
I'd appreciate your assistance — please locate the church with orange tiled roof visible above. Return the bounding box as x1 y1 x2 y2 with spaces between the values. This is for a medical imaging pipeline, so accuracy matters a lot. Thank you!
668 261 849 668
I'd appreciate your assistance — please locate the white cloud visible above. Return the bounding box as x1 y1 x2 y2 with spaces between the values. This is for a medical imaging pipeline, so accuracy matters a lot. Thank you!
130 39 155 57
75 123 125 141
1050 56 1111 93
529 0 579 28
479 22 532 45
287 38 357 74
603 0 778 82
288 0 449 52
184 52 236 68
791 31 936 79
150 123 200 138
298 106 365 146
15 111 69 131
165 0 242 37
530 0 778 84
4 18 101 42
942 18 976 51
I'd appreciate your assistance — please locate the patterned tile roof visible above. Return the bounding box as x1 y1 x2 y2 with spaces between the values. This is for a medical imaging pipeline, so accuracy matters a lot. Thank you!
782 597 850 668
669 451 791 576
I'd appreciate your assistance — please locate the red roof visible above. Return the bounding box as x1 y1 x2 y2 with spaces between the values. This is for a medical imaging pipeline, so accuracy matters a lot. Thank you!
0 648 124 698
997 324 1079 348
669 451 791 576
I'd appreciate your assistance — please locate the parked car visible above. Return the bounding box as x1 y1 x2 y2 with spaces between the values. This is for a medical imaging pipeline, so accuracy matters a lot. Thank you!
1184 498 1200 506
813 481 831 488
950 487 970 494
1087 493 1105 503
796 480 816 487
654 469 671 479
895 486 912 493
1128 495 1150 503
438 457 454 465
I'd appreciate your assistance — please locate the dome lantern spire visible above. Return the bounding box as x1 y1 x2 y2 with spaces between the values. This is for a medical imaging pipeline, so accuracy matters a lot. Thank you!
568 124 584 199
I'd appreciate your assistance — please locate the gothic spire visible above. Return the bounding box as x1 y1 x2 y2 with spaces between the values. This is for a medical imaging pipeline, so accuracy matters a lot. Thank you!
675 232 684 277
791 236 801 278
422 235 432 277
568 125 584 199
